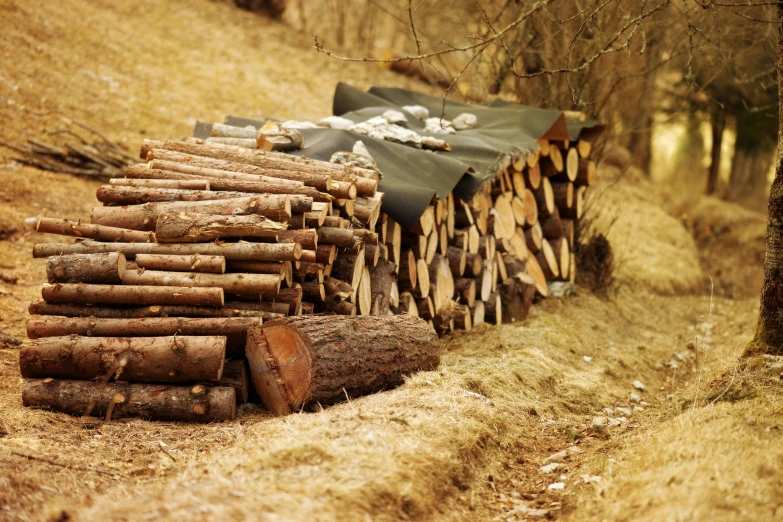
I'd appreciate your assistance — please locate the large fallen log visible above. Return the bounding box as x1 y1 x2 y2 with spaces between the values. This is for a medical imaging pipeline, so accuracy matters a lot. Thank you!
20 335 226 383
23 379 236 422
245 315 439 415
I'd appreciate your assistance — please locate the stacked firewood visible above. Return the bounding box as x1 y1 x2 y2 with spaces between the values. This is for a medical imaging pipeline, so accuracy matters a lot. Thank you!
22 129 385 422
392 137 594 335
20 121 594 422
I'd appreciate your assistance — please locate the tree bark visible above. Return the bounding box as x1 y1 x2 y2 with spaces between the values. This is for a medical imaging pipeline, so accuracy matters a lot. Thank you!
244 315 439 415
46 252 126 284
706 110 726 195
109 178 210 190
749 4 783 357
20 335 226 383
499 273 536 323
220 358 251 404
370 258 397 316
41 283 225 306
155 213 285 243
23 379 236 422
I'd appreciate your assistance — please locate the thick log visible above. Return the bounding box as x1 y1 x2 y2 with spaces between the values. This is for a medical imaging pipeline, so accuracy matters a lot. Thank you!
320 295 356 315
26 317 259 354
522 189 538 227
577 140 592 159
424 229 439 264
469 301 485 326
324 277 353 299
398 248 418 289
453 305 472 331
479 235 496 262
525 222 543 254
370 258 397 316
293 262 324 283
357 267 372 315
330 252 365 300
20 335 226 383
245 315 439 415
510 230 530 260
121 269 281 299
551 182 574 209
91 196 291 231
135 254 225 274
523 254 548 297
394 291 419 317
575 159 596 186
484 292 502 326
317 227 360 248
454 277 476 307
33 240 302 262
511 196 527 227
464 252 483 278
533 177 555 217
385 218 402 265
560 219 575 249
28 300 283 320
155 213 285 243
23 379 236 422
535 239 560 280
477 264 493 302
428 254 454 313
492 194 516 241
276 229 317 250
550 237 571 279
499 273 536 323
560 186 586 219
35 217 154 243
364 243 381 267
220 359 250 404
416 297 435 320
46 252 126 284
447 246 466 277
524 163 541 190
110 178 211 190
41 283 224 306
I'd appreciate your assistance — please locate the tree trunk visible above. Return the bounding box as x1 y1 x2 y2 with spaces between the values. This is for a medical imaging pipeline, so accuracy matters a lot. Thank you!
245 315 439 415
20 335 226 382
749 4 783 357
729 141 774 209
23 379 236 422
706 110 726 195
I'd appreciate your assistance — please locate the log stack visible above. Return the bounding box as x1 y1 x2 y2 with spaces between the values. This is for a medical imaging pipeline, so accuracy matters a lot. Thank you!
21 120 595 422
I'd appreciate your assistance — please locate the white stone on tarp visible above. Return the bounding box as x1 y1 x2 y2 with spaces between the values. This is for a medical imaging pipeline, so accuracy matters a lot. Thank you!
452 112 478 130
280 120 318 129
402 105 429 120
382 110 408 124
317 116 355 130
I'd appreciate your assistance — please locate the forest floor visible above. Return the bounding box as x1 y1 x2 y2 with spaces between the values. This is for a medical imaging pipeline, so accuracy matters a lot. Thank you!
0 1 781 521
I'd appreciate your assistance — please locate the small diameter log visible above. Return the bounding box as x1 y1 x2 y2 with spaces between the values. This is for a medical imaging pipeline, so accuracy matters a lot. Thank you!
122 269 280 299
492 194 516 241
110 178 210 190
91 196 291 231
565 148 579 181
320 295 356 315
455 277 476 307
370 258 397 316
511 197 527 227
577 140 592 158
522 189 538 227
26 317 260 355
511 171 526 199
155 212 286 243
540 207 563 241
533 177 555 217
46 252 126 284
135 254 225 274
41 283 224 306
35 217 156 243
20 335 226 383
29 300 283 320
510 231 530 261
324 277 354 299
484 292 503 326
317 227 360 248
277 229 317 250
23 379 236 422
477 264 493 302
551 182 574 209
398 249 418 289
364 243 381 268
550 237 571 279
414 258 430 298
220 358 250 404
300 282 325 302
417 297 435 320
535 239 560 280
245 315 439 415
33 240 302 262
499 273 536 323
293 262 324 283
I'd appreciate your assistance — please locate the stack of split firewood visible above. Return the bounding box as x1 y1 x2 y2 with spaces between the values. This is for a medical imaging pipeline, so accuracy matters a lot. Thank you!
20 121 594 423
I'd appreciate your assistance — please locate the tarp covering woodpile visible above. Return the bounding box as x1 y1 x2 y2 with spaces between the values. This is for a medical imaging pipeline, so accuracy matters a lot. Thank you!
21 85 602 423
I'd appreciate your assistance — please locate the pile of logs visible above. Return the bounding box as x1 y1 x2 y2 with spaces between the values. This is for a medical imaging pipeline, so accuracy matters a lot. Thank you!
21 121 594 422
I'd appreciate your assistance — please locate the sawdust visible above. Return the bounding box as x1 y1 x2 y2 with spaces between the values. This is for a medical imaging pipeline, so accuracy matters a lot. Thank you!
0 1 777 521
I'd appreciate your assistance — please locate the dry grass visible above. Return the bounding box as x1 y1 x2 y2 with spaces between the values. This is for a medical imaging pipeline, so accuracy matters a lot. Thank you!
0 2 775 521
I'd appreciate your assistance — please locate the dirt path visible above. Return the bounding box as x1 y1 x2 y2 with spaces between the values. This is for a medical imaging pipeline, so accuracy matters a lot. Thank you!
0 2 779 521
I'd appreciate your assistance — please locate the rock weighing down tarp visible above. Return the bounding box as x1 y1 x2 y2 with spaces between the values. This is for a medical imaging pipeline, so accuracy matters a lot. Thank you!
194 83 604 229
